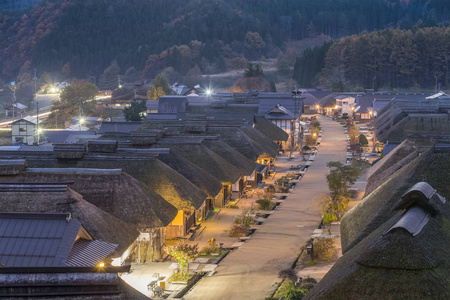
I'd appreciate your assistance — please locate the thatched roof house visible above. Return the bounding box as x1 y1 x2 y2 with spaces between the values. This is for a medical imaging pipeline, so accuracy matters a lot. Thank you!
365 139 420 195
305 182 450 300
1 168 177 229
156 151 223 198
202 139 256 176
0 149 207 213
0 183 139 256
254 117 289 142
139 118 279 160
155 140 242 184
341 148 450 254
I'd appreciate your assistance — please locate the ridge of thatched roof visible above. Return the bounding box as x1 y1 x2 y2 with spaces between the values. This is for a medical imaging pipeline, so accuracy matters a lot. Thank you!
254 117 289 142
305 184 450 300
202 139 256 176
366 139 416 180
239 125 279 158
0 159 27 175
341 148 450 254
0 186 139 256
207 127 270 160
127 159 208 210
157 152 223 198
160 143 242 184
4 170 175 229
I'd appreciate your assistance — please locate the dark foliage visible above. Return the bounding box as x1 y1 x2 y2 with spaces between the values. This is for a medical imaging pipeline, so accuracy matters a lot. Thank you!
123 100 146 121
1 0 450 85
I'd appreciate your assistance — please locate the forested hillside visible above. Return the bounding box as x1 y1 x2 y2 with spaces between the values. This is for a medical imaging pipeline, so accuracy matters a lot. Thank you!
294 27 450 91
1 0 450 87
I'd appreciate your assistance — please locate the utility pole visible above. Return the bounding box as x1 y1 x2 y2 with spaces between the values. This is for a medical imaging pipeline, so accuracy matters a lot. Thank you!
118 75 122 88
33 68 37 96
90 75 96 86
435 74 438 94
36 102 39 145
11 82 16 122
78 97 83 131
372 76 376 90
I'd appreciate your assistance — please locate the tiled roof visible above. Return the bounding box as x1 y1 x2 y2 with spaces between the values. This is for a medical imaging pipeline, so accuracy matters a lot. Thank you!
66 239 117 267
0 213 80 267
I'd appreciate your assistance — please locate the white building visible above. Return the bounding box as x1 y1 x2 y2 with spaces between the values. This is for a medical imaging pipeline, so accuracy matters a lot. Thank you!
11 116 41 145
335 95 356 116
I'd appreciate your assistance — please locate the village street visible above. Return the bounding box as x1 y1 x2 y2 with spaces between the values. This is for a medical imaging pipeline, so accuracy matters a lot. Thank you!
184 116 348 300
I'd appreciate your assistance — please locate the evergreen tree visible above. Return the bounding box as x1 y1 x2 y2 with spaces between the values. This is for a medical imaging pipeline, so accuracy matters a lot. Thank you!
123 100 147 121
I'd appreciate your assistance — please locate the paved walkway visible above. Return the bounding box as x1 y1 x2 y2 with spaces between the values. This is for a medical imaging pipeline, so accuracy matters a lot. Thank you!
185 116 347 300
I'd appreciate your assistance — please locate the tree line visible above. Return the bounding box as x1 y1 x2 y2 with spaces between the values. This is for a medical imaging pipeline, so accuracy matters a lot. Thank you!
2 0 450 86
294 26 450 91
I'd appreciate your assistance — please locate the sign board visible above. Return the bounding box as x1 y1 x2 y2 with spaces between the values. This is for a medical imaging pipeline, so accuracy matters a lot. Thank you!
10 81 15 86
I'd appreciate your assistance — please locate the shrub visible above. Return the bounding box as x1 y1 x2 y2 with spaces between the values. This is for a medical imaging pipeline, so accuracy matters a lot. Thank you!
256 198 273 210
279 269 298 284
266 185 276 193
228 225 249 237
313 238 336 261
359 134 369 146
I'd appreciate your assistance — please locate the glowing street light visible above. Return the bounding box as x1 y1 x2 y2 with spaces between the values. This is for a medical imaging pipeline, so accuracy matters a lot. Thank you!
312 132 317 138
98 262 105 268
206 89 212 95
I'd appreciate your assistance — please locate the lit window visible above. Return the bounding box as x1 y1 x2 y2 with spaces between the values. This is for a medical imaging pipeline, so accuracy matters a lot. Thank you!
19 127 27 132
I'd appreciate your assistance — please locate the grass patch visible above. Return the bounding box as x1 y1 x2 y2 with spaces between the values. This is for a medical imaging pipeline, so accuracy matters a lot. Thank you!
198 250 230 260
168 272 194 283
304 260 318 267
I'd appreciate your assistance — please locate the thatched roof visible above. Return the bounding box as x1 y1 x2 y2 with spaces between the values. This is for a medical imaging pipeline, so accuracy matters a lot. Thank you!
4 169 176 229
254 117 289 142
0 185 139 255
239 124 279 157
157 152 223 198
139 119 279 159
0 160 27 175
158 143 242 184
341 148 450 254
23 158 206 212
305 183 450 300
365 139 418 194
202 139 256 176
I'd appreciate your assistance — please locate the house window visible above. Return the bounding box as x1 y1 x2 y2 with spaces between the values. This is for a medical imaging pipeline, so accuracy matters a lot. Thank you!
15 137 23 142
19 127 27 132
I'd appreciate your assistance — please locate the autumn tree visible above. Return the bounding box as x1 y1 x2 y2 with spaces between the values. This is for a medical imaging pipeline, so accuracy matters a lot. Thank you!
147 86 165 101
314 161 361 223
166 243 198 277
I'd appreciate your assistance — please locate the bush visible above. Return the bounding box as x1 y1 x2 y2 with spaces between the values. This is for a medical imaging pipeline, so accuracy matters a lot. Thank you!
359 134 369 146
228 225 249 237
279 269 298 284
266 185 276 193
313 238 336 261
256 198 273 210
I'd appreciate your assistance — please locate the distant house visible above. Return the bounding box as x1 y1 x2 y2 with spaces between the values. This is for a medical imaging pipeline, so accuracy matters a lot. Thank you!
335 95 356 116
170 82 190 95
5 103 27 117
11 116 41 145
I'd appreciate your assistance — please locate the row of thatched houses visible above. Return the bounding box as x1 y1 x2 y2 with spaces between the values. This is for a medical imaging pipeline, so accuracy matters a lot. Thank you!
0 117 288 270
305 136 450 299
